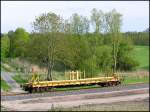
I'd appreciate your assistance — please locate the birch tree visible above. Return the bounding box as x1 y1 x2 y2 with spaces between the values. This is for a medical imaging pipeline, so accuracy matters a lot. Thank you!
91 8 104 34
104 9 122 73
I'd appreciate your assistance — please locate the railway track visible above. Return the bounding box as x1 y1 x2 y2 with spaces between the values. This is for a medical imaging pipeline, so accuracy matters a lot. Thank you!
1 83 149 101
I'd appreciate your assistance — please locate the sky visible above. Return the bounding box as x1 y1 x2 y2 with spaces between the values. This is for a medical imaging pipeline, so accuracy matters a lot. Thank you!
1 1 149 33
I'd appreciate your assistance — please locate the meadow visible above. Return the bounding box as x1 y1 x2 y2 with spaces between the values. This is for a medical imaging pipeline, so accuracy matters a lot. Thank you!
133 45 149 70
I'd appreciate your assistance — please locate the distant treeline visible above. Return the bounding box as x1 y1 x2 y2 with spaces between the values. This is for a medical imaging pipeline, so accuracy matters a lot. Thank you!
2 31 149 46
123 32 149 46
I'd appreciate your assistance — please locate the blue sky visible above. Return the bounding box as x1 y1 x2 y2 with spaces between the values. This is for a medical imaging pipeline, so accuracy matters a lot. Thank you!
1 1 149 33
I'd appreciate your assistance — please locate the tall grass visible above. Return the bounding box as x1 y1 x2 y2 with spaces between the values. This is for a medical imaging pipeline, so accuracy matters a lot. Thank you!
119 71 149 85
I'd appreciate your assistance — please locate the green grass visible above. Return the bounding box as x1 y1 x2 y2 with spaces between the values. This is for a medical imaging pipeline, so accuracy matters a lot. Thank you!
1 63 12 72
1 79 11 92
12 74 28 84
122 76 149 85
133 46 149 70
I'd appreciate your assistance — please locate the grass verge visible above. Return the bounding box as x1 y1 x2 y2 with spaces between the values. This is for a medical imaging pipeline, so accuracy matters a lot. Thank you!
12 74 28 84
122 76 149 85
1 79 11 92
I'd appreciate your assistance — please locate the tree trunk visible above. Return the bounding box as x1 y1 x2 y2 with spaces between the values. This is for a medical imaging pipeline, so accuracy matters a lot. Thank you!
47 61 52 81
113 35 117 73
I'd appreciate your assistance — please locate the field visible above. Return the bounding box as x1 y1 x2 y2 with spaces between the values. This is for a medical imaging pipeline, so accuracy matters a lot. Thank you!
133 46 149 70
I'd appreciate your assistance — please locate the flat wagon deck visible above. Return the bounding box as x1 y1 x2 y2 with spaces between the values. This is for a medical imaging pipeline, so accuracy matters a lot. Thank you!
22 76 121 93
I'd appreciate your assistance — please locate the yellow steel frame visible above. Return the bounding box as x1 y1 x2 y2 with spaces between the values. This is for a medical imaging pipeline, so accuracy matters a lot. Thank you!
30 77 120 88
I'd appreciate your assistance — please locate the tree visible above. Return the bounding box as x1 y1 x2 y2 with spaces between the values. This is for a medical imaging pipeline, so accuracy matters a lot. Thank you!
95 45 113 73
1 35 10 59
104 9 122 73
81 16 90 34
91 8 104 34
32 12 63 81
117 37 139 71
70 13 82 34
63 19 72 34
13 28 29 57
70 13 90 35
8 30 15 58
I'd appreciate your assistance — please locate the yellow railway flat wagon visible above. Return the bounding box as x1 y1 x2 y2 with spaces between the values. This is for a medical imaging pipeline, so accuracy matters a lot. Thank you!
22 76 121 93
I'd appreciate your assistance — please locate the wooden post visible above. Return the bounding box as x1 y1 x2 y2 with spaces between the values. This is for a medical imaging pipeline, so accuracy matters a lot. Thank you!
79 72 81 79
84 70 85 79
72 71 74 80
77 71 78 80
70 71 71 80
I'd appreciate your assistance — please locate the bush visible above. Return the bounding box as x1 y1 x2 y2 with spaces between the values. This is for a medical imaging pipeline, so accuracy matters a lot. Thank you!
117 38 139 71
117 57 139 71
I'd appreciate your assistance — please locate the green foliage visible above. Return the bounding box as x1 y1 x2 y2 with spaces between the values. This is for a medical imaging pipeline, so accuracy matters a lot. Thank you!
117 56 139 71
95 46 113 72
117 38 139 71
1 63 13 72
79 56 98 77
1 35 10 59
1 79 11 91
122 75 149 85
13 28 30 57
124 32 149 46
12 74 28 84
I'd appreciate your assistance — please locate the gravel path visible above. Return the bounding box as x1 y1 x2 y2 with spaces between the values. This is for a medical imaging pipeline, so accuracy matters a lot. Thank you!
1 71 25 92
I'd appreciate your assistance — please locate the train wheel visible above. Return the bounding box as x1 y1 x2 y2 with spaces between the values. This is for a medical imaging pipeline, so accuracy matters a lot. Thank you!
116 81 121 86
108 82 113 86
29 87 33 93
46 87 49 92
44 87 47 92
99 83 105 87
41 87 45 92
104 83 109 87
38 87 41 92
112 82 116 86
36 87 40 92
32 88 36 93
